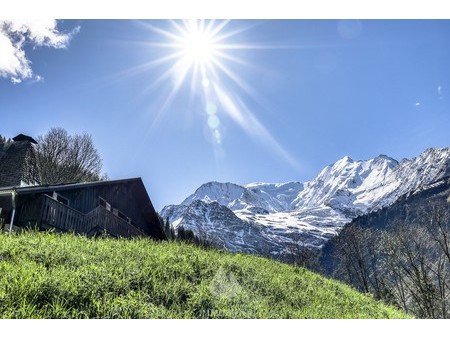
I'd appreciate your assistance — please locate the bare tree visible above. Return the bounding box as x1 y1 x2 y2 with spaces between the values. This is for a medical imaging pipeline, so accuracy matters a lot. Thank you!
332 224 386 297
418 200 450 317
285 240 320 270
380 221 439 318
35 127 104 184
330 197 450 318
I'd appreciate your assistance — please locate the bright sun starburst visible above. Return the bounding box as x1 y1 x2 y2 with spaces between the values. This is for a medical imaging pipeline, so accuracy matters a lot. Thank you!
133 19 300 170
141 20 254 101
181 24 216 64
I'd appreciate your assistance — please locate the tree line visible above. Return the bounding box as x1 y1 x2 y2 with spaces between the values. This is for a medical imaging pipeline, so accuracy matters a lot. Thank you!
324 198 450 318
157 213 216 249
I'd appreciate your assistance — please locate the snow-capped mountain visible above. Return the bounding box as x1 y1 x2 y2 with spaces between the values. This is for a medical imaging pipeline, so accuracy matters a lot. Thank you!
161 147 450 258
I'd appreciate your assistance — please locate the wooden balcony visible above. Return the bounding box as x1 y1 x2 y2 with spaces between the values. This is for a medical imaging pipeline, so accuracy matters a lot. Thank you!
85 203 145 237
39 194 145 238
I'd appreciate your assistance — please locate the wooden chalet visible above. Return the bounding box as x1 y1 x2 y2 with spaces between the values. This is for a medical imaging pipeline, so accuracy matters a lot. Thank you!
0 134 165 239
0 178 166 239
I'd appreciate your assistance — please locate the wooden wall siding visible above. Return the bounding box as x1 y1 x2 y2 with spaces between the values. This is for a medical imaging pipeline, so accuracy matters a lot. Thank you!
16 194 43 228
142 204 165 239
15 195 58 229
38 194 144 237
40 195 86 233
50 182 151 234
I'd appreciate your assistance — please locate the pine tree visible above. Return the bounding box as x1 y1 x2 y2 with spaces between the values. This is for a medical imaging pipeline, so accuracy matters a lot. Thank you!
177 225 186 240
164 217 175 240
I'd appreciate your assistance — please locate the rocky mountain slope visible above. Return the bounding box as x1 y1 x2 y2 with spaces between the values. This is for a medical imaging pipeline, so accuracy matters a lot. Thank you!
320 175 450 273
161 147 450 259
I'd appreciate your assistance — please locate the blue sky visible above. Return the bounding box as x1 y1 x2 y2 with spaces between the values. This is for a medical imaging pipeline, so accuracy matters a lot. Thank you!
1 19 450 210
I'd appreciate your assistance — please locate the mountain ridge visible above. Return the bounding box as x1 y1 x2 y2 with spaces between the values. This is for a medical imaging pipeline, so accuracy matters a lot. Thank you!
161 147 450 258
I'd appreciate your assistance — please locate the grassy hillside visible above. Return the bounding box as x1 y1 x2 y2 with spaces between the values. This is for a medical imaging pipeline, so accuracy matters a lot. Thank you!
0 231 409 318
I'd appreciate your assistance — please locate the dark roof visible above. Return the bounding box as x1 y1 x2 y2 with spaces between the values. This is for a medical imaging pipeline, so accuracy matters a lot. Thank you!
2 177 144 194
12 134 38 144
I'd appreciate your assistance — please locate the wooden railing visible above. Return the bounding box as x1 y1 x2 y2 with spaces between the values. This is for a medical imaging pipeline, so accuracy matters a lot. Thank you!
40 195 86 233
39 195 145 238
86 205 145 237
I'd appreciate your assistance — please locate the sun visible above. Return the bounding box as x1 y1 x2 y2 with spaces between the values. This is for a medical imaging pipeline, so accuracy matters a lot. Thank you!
180 24 216 65
138 19 231 93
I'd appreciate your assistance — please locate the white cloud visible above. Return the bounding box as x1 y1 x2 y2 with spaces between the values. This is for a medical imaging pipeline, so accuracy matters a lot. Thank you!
0 20 79 84
415 102 421 106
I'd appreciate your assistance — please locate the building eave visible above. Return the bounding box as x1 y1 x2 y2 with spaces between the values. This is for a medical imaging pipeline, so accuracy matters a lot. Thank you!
0 177 143 195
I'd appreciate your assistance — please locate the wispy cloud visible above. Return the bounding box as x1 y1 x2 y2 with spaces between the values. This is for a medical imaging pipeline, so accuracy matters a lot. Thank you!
0 20 80 84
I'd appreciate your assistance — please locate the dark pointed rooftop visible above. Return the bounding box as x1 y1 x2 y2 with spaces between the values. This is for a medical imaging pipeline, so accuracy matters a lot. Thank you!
12 134 37 144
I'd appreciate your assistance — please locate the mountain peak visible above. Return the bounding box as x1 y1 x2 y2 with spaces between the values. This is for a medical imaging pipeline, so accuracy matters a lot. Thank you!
372 154 399 167
180 181 246 206
337 155 354 163
374 154 396 161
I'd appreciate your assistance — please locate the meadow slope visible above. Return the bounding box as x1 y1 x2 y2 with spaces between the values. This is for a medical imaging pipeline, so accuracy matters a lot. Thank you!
0 231 409 318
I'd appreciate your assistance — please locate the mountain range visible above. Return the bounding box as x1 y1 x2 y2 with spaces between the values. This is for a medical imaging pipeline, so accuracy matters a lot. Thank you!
161 147 450 259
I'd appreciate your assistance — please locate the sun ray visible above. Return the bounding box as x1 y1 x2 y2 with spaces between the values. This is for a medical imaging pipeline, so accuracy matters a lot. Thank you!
121 51 186 77
212 83 300 169
148 59 193 129
210 25 257 44
206 19 231 40
212 50 254 68
132 20 301 170
141 22 186 44
210 57 271 109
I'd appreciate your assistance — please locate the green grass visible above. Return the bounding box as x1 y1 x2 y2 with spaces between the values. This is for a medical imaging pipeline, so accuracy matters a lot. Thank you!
0 231 409 318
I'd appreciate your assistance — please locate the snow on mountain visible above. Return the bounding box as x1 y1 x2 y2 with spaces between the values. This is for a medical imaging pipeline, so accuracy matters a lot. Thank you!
373 147 450 209
292 154 399 215
244 181 304 212
171 200 286 255
161 147 450 258
180 181 304 213
180 182 246 207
